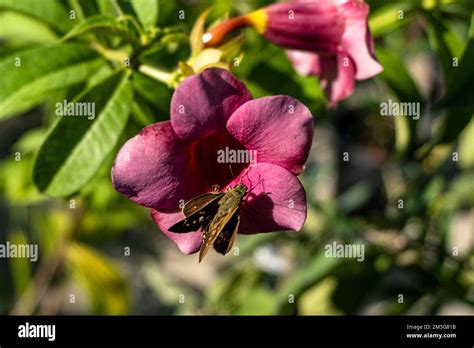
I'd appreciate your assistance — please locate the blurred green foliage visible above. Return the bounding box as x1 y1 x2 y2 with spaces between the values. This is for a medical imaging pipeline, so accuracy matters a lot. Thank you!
0 0 473 315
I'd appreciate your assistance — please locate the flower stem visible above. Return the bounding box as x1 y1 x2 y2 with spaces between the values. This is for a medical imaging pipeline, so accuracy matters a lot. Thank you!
91 42 130 65
203 16 252 47
138 64 175 86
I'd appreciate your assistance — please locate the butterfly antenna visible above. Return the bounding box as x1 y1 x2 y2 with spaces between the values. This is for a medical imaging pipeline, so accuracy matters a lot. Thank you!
228 164 235 179
239 166 253 184
247 174 264 194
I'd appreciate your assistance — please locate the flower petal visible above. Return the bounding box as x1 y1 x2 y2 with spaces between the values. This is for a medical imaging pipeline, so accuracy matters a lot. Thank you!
230 163 307 233
286 49 321 76
340 1 383 80
171 68 252 141
226 96 313 175
151 209 203 254
112 121 195 210
264 1 345 52
151 162 308 254
319 53 355 107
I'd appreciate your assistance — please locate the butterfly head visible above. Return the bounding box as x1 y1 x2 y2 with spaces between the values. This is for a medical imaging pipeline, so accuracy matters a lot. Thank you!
234 183 248 195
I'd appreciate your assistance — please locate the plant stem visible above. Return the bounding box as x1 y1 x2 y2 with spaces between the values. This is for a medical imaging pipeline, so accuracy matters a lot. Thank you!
91 42 129 65
138 64 175 86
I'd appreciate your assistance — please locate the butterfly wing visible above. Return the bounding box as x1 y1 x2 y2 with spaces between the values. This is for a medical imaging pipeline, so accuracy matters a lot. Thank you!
168 193 223 233
183 192 223 216
213 211 240 255
199 206 239 262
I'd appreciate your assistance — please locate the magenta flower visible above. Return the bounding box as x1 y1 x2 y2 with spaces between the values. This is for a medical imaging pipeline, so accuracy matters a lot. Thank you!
203 0 383 107
112 68 313 254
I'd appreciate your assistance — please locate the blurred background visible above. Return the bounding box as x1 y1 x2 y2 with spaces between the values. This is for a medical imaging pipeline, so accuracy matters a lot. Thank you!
0 0 473 315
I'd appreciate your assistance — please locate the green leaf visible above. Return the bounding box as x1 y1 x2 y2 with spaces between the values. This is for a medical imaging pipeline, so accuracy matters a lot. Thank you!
0 43 106 120
67 0 86 21
132 71 172 114
131 98 155 126
0 11 58 44
376 47 424 155
68 0 100 19
369 2 415 37
376 47 423 104
33 70 133 197
435 39 474 112
113 0 136 17
0 0 73 33
417 17 473 153
189 7 211 56
435 109 472 144
96 0 117 16
61 15 129 41
426 12 467 78
66 242 129 314
130 0 158 31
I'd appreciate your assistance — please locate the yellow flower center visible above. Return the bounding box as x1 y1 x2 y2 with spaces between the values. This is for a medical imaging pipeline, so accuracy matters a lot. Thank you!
246 9 268 34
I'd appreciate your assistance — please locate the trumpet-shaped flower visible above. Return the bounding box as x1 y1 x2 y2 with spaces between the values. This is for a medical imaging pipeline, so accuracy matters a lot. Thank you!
203 0 383 106
112 68 314 254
